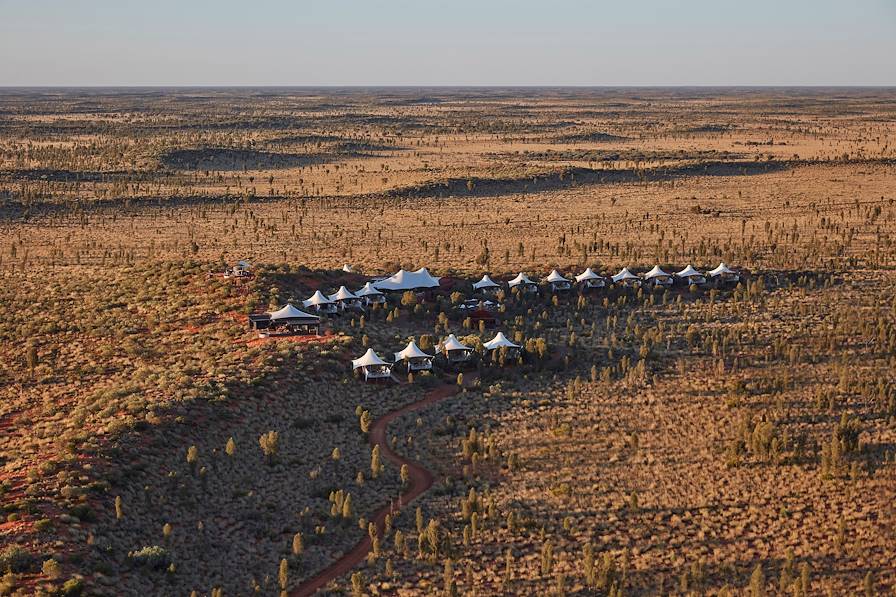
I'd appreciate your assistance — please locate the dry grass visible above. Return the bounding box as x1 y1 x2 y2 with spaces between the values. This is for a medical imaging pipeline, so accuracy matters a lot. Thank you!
0 87 894 596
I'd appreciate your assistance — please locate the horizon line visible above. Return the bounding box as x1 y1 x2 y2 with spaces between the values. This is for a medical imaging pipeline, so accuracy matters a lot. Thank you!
1 84 895 90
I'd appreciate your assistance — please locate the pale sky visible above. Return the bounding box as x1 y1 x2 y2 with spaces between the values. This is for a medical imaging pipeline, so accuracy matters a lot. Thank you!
1 0 894 86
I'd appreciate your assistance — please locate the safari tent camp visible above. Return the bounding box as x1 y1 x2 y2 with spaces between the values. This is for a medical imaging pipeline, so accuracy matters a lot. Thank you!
508 272 538 294
351 348 393 381
643 265 674 288
248 303 320 336
575 267 606 289
472 274 501 294
439 334 474 363
303 290 338 314
545 269 572 292
373 267 441 292
611 267 642 287
675 264 707 286
355 282 387 305
708 262 740 284
328 286 363 310
483 331 521 359
393 340 435 372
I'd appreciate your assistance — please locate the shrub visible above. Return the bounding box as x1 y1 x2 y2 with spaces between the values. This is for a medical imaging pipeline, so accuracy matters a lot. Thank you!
41 558 62 579
0 546 32 573
60 577 84 596
128 546 171 570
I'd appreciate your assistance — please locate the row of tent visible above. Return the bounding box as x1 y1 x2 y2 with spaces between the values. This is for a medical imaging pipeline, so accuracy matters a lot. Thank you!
249 262 740 335
476 263 739 292
351 333 522 381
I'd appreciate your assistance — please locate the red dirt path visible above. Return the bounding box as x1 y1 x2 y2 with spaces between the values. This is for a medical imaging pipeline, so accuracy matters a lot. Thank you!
290 379 469 596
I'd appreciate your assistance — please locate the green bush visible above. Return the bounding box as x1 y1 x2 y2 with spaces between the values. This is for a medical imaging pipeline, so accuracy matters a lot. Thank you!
0 545 32 573
128 546 171 571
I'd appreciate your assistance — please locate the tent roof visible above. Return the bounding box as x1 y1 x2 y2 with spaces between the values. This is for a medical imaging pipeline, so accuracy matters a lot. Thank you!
352 348 389 369
356 282 384 296
373 267 441 291
269 304 320 321
575 267 602 282
342 264 355 273
483 331 521 350
237 260 252 269
508 272 535 287
441 334 472 352
644 265 671 279
473 274 500 289
708 262 736 276
329 286 359 301
394 340 433 361
675 264 704 278
304 290 335 306
546 269 570 283
612 267 639 282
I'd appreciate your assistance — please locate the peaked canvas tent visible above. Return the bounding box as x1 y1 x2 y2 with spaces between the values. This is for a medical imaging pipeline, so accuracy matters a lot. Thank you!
393 340 434 371
373 267 441 292
611 267 642 287
439 334 474 363
248 303 320 336
508 272 538 293
303 290 338 314
708 262 740 283
472 274 501 293
545 269 572 291
643 265 673 287
484 332 521 350
355 282 386 305
342 264 355 273
575 267 606 289
675 264 707 286
328 286 362 310
351 348 393 381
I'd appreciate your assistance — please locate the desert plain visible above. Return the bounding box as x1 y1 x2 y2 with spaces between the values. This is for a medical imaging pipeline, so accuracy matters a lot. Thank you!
0 87 895 596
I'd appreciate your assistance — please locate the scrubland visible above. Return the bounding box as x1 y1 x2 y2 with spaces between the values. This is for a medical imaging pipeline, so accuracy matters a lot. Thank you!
0 88 895 596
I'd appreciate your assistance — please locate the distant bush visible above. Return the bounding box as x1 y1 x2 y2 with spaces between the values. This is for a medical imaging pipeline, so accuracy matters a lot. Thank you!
0 545 33 573
128 546 171 570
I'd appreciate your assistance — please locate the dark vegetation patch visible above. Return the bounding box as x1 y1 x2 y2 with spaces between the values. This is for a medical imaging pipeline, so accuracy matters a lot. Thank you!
160 148 324 171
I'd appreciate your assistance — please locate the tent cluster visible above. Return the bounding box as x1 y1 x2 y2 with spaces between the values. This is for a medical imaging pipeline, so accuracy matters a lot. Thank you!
473 263 739 292
351 331 522 382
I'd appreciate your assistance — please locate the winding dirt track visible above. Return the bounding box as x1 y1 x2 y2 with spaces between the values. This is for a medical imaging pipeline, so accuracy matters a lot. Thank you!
290 381 464 596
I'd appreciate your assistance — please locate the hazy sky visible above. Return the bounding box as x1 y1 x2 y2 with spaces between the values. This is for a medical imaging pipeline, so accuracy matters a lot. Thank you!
1 0 894 86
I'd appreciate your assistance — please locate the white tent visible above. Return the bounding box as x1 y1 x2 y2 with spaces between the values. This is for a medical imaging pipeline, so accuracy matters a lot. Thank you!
643 265 673 287
351 348 393 380
675 265 707 285
472 274 500 291
394 340 434 371
545 269 572 291
303 290 338 314
575 267 606 288
342 264 355 273
440 334 474 363
483 332 521 351
508 272 538 293
254 304 319 336
612 267 641 286
269 303 319 321
355 282 386 304
373 267 441 291
708 262 739 282
328 286 362 309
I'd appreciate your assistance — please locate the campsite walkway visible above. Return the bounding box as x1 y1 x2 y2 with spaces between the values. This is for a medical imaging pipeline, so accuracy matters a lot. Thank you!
290 377 471 596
